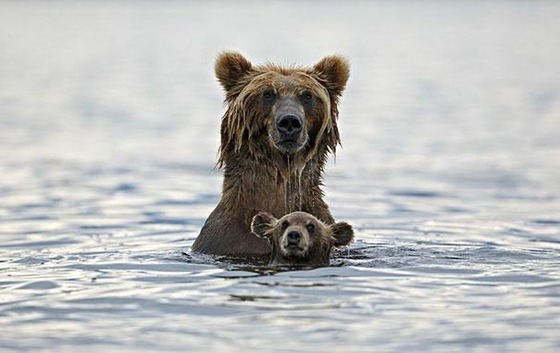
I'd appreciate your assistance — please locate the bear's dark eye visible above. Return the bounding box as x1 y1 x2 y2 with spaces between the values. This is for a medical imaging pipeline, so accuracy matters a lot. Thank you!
263 90 275 103
301 91 313 104
306 223 315 233
281 221 289 230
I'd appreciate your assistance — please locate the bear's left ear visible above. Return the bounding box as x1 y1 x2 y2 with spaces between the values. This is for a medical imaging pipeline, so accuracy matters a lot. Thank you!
312 55 350 98
251 212 277 239
215 51 253 95
330 221 354 247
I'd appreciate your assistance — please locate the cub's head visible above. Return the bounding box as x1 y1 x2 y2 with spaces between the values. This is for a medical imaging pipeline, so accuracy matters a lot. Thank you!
251 211 354 267
215 52 350 164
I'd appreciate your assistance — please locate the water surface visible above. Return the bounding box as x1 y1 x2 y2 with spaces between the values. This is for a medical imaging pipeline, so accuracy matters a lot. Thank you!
1 1 559 352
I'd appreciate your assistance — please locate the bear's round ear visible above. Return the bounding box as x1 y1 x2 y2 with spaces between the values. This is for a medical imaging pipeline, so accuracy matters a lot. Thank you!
215 51 253 95
251 212 277 239
330 221 354 247
311 55 350 98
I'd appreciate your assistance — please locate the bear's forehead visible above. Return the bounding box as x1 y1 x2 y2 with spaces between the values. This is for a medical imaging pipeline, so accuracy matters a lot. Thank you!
252 71 321 92
272 75 299 90
280 211 321 225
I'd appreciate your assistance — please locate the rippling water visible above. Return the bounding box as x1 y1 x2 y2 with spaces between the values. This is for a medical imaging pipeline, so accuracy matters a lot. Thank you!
1 1 559 352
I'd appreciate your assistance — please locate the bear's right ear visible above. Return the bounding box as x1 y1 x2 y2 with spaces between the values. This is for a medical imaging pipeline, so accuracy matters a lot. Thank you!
215 51 253 95
311 55 350 99
251 212 277 239
331 221 354 247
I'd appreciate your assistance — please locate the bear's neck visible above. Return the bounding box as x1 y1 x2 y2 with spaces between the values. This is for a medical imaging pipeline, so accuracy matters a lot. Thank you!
220 148 333 224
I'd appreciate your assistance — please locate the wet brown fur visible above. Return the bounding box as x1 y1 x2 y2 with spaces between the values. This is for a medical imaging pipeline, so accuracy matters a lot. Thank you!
192 52 350 257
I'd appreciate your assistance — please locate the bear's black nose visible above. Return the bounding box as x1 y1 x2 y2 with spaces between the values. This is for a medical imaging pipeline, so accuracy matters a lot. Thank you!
287 230 301 244
277 115 303 137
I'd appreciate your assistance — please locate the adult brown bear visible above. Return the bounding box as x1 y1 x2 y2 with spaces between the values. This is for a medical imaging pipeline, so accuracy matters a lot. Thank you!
192 51 350 258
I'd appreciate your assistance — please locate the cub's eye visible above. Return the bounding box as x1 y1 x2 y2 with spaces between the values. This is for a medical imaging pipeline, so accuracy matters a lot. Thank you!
281 221 290 230
301 91 313 103
263 90 275 102
306 223 315 233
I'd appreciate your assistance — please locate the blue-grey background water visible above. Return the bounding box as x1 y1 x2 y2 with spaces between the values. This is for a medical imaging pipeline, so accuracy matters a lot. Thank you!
1 1 559 352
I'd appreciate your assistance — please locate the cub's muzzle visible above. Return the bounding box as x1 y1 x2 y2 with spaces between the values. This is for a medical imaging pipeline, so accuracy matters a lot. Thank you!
286 230 302 247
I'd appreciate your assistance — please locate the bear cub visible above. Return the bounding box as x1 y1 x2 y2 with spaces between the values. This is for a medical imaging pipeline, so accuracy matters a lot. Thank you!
251 211 354 267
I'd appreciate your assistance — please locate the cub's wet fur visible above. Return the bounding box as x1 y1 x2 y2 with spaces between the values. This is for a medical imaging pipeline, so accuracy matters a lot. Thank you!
251 211 353 266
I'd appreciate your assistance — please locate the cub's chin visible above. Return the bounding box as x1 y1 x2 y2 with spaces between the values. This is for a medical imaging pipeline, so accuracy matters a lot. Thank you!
279 244 308 258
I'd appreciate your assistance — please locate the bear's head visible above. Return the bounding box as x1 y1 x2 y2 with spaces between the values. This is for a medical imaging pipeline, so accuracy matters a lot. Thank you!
215 52 350 165
251 211 354 266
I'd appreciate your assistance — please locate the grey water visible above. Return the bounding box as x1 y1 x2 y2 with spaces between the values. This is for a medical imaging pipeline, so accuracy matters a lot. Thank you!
1 1 560 352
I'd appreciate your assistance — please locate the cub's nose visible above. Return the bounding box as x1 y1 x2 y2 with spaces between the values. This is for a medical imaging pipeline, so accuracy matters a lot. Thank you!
287 230 301 244
277 115 303 137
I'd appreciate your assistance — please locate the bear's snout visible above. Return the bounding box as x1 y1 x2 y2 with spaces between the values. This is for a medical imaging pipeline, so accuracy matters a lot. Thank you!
277 114 303 138
280 227 309 258
271 96 307 154
286 230 302 246
273 113 306 153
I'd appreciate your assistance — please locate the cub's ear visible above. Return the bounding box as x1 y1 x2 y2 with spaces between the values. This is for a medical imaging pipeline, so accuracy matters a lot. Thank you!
215 51 253 95
312 55 350 98
330 221 354 247
251 212 277 239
